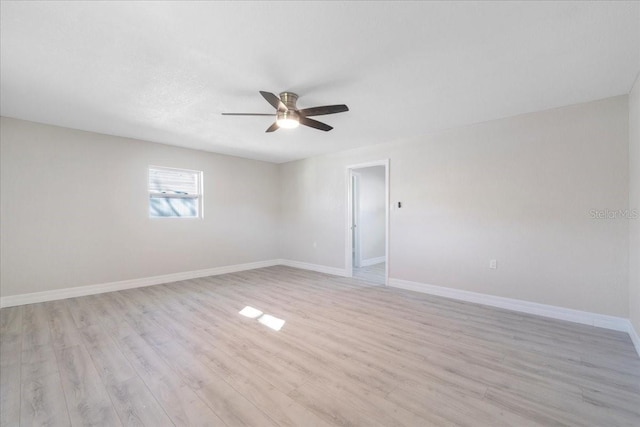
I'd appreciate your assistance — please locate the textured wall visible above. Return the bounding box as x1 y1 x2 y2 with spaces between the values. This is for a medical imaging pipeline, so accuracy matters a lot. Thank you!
1 117 280 297
280 96 630 317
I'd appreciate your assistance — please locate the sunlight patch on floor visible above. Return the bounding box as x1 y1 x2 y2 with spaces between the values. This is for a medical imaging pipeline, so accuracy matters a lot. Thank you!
239 306 263 319
239 306 285 331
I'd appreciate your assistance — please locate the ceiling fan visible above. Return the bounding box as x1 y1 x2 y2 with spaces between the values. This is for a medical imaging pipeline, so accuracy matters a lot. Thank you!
222 91 349 132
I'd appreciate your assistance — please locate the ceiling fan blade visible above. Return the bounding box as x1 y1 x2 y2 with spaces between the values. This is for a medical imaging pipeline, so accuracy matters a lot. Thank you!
260 91 287 111
221 113 275 116
298 104 349 117
299 116 333 131
265 122 279 133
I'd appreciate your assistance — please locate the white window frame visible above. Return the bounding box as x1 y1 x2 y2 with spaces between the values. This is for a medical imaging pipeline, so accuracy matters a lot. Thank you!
148 165 204 219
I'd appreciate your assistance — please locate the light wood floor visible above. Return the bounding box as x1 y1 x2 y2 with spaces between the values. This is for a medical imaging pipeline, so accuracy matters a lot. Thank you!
353 262 385 285
1 266 640 426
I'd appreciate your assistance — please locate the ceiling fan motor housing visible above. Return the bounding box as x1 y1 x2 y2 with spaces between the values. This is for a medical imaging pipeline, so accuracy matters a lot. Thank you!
277 109 300 123
279 92 299 110
277 92 300 124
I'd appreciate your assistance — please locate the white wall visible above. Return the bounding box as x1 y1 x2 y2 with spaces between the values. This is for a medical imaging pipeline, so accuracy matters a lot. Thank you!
357 166 385 262
1 94 633 321
280 96 630 317
630 75 640 334
0 117 279 298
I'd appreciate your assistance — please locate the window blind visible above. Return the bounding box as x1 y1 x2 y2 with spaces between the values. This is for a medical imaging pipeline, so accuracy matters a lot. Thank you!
149 167 199 196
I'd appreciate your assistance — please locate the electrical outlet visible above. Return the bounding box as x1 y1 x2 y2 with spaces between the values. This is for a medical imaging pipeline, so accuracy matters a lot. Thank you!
489 259 497 269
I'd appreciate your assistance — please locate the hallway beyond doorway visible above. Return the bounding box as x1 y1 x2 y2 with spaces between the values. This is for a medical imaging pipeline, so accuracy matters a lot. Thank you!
353 262 386 285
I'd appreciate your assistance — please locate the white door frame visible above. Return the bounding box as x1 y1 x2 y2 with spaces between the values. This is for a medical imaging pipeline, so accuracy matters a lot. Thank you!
345 159 390 285
351 171 362 268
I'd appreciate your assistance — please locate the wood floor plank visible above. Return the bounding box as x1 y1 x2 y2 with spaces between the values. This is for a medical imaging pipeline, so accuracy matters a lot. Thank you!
582 386 640 421
77 322 175 427
287 376 425 427
123 293 334 427
65 297 102 330
20 372 71 427
1 306 23 362
55 345 121 426
85 294 141 342
385 379 539 427
1 306 23 427
103 289 281 426
19 303 69 427
485 387 595 427
46 301 84 350
116 332 227 427
150 337 280 427
21 304 60 390
195 379 280 427
148 285 311 393
118 288 333 426
3 266 639 426
78 325 137 385
0 361 21 427
207 355 334 427
22 303 51 351
105 376 173 427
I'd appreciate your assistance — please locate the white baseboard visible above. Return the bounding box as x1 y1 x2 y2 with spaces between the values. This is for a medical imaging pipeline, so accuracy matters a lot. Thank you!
277 259 350 277
3 260 639 359
0 259 349 308
629 322 640 358
360 256 386 267
0 260 279 308
388 278 631 333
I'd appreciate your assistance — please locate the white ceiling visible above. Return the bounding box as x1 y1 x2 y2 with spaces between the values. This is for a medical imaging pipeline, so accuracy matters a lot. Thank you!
1 1 639 163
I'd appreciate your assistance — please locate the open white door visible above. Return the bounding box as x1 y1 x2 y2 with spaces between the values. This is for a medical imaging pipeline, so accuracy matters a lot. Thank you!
346 160 389 285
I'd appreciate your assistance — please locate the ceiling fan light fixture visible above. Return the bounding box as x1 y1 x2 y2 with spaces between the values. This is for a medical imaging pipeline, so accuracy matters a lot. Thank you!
276 118 299 129
276 110 299 129
222 90 347 132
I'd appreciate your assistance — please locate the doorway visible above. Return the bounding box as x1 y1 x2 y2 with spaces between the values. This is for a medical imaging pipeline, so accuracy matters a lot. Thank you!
346 160 389 285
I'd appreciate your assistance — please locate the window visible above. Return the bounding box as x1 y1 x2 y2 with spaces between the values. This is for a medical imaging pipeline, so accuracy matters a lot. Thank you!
148 166 202 218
